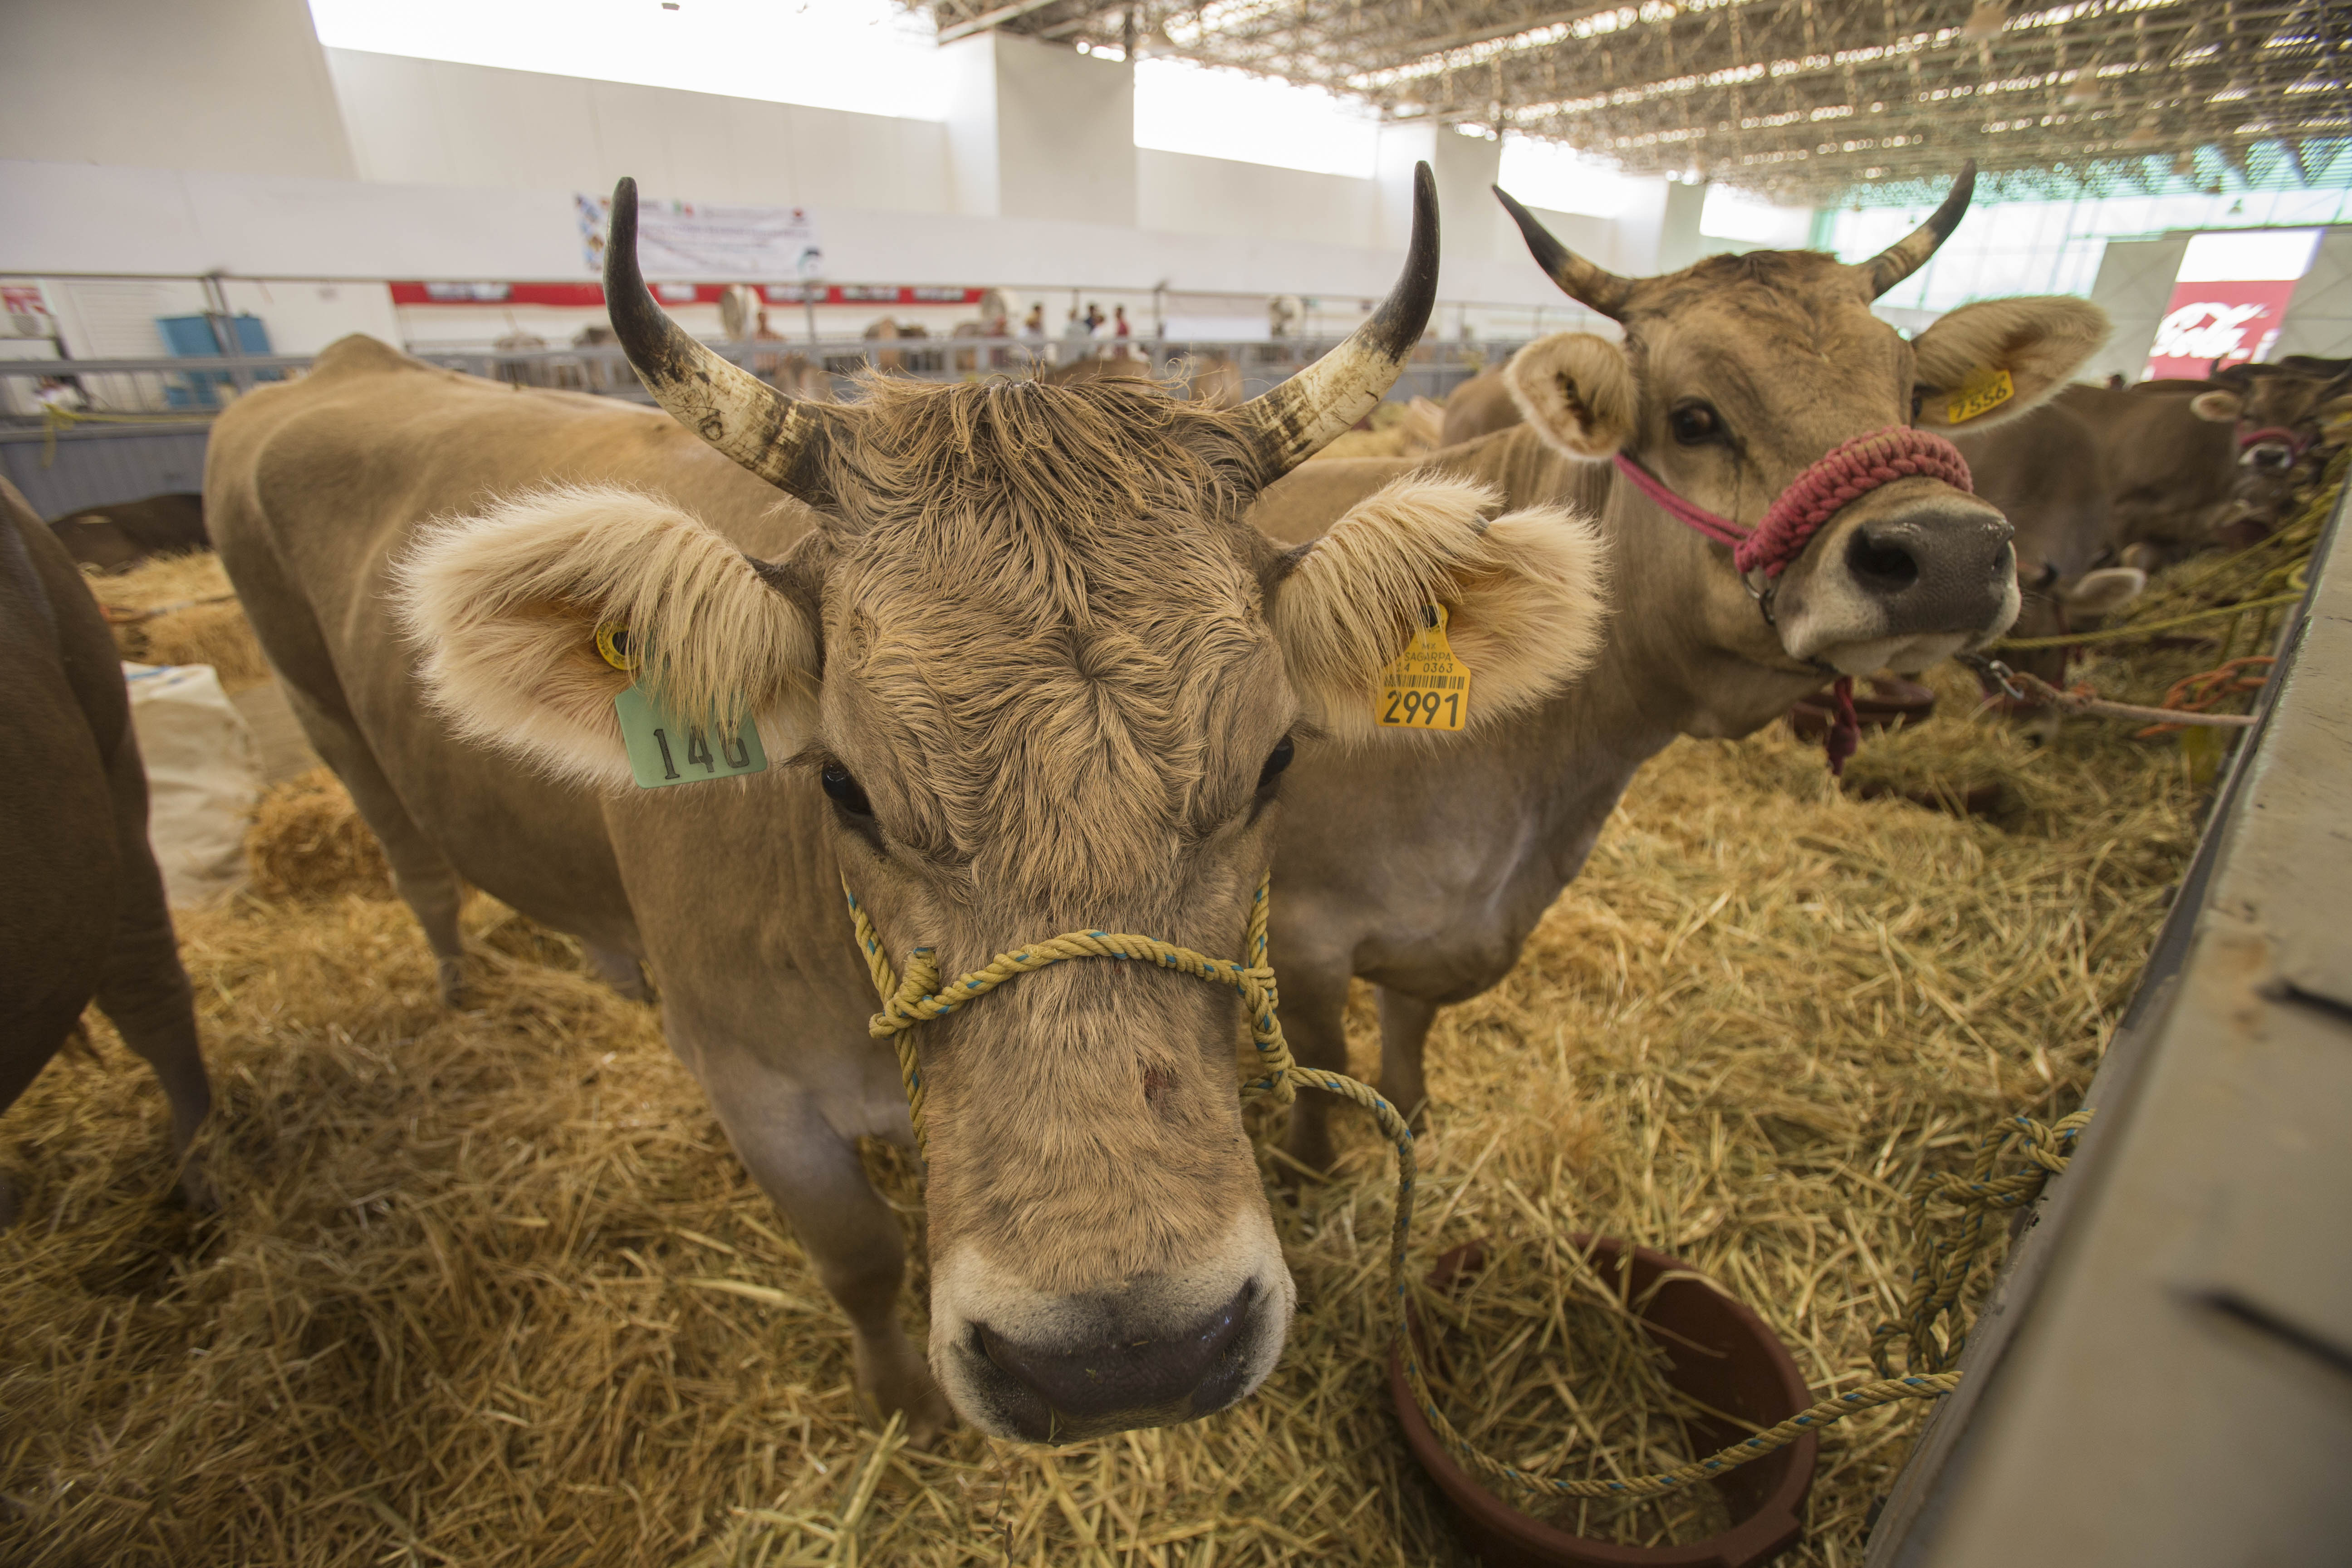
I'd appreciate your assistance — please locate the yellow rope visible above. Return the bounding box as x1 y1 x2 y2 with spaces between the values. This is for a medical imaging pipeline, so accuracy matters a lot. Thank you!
1989 590 2304 650
840 874 2056 1499
1869 1110 2091 1377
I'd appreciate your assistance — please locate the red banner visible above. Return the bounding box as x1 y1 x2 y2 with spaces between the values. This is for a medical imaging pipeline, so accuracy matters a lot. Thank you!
2143 279 2299 380
388 282 985 308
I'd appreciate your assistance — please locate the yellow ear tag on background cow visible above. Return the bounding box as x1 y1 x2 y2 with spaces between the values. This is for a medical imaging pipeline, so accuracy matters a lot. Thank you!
1376 603 1470 731
1946 365 2015 424
614 687 768 789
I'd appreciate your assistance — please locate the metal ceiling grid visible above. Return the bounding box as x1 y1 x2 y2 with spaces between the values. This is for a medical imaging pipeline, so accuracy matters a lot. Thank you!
913 1 2352 206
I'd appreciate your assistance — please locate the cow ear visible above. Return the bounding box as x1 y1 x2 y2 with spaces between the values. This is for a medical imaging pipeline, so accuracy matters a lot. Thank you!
2190 390 2243 423
2059 565 2146 619
1911 296 2109 431
1269 473 1608 743
1504 332 1637 461
394 486 820 791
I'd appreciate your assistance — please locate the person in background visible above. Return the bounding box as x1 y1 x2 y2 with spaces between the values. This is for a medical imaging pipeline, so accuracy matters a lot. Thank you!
1022 303 1046 368
1084 303 1107 336
1111 304 1133 360
1061 306 1093 366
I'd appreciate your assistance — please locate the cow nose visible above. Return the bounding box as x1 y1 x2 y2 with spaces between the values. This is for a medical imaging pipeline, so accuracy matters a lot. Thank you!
971 1281 1260 1442
1843 510 2013 620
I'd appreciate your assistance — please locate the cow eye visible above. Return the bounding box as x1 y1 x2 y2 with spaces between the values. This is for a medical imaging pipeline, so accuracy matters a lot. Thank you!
820 761 872 818
1257 736 1294 790
1669 402 1720 445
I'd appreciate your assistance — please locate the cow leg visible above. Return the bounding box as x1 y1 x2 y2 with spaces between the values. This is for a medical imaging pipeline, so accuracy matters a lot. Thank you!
694 1048 951 1441
93 919 213 1211
1275 960 1357 1177
278 684 469 1005
1376 987 1440 1131
95 718 215 1210
583 942 649 1002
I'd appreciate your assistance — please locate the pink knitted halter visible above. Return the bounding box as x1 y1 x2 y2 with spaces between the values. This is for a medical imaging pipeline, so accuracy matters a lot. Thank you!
1612 425 1975 774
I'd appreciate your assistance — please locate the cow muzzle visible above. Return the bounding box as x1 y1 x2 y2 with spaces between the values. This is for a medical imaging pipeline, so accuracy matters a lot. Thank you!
1778 490 2018 675
930 1215 1296 1442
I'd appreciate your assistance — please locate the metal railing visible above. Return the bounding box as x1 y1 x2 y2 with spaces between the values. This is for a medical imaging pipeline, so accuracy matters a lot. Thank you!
0 337 1519 430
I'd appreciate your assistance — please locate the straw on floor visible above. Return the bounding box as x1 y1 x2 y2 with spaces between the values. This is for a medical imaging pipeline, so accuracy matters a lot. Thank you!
2 638 2206 1568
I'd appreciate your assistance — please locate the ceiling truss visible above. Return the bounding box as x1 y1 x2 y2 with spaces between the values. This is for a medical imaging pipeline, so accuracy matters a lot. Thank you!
912 0 2352 206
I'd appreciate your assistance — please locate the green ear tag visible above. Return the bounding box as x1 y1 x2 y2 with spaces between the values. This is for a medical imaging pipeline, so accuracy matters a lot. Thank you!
614 686 768 789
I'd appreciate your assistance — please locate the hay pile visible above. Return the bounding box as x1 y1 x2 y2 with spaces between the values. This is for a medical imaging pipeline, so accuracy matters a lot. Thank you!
245 768 393 901
1 658 2201 1564
91 550 272 694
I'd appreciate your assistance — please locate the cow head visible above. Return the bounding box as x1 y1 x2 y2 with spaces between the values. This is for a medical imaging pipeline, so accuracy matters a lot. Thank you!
1494 167 2107 714
2190 357 2352 541
397 174 1606 1442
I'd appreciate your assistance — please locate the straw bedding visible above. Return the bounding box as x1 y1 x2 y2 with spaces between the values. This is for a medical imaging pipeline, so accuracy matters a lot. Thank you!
90 550 274 695
3 620 2206 1566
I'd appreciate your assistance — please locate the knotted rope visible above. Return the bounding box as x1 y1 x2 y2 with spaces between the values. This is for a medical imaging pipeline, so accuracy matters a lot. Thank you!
839 877 2088 1500
1615 425 1973 777
1871 1111 2092 1377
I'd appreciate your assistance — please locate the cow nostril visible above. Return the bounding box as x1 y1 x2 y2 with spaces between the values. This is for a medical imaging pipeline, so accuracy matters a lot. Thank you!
1845 526 1920 593
972 1283 1259 1437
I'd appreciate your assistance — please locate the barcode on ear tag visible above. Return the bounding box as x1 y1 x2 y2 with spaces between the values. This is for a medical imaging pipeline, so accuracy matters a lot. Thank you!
615 686 768 789
1376 603 1470 731
1946 366 2014 424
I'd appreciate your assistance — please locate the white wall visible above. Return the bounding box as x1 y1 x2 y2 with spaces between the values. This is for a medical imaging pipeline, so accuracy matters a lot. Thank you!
1138 152 1379 251
990 35 1135 227
0 0 356 181
326 49 954 216
2277 229 2352 361
0 1 1728 353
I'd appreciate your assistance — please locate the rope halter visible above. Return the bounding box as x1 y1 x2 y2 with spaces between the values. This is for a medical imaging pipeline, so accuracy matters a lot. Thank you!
1613 424 1975 774
833 869 1990 1494
841 872 1383 1156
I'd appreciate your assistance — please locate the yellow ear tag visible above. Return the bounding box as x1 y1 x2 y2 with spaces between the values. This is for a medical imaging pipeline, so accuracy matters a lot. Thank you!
1946 365 2015 424
595 621 642 671
1376 603 1470 731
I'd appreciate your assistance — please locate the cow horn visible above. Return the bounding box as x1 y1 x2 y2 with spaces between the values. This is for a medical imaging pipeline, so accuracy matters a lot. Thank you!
1494 186 1635 321
1236 161 1441 483
1858 162 1976 299
605 177 843 505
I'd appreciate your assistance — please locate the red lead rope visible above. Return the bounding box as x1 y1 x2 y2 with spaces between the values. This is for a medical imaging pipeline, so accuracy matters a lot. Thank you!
1612 425 1975 775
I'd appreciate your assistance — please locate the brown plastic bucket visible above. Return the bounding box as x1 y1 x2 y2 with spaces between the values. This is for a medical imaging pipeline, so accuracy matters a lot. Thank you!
1388 1237 1818 1568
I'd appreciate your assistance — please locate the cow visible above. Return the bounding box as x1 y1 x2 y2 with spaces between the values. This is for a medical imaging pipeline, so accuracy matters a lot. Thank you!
1247 167 2106 1170
1440 365 1523 447
2051 378 2237 568
47 491 209 574
1952 400 2146 696
206 171 1607 1444
0 477 212 1227
2189 355 2352 544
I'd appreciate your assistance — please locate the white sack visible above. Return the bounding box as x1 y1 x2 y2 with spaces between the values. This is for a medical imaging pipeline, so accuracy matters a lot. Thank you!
123 662 260 907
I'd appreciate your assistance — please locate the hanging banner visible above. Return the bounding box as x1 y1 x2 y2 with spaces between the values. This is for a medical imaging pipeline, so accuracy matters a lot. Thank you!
2142 229 2321 381
2143 281 2301 381
388 282 987 308
575 192 823 280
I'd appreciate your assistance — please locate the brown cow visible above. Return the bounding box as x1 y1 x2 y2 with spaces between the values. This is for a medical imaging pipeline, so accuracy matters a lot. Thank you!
1248 167 2105 1169
0 478 212 1226
1440 365 1523 447
1953 400 2145 693
48 491 209 574
2052 379 2237 568
209 172 1606 1443
2190 355 2352 543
